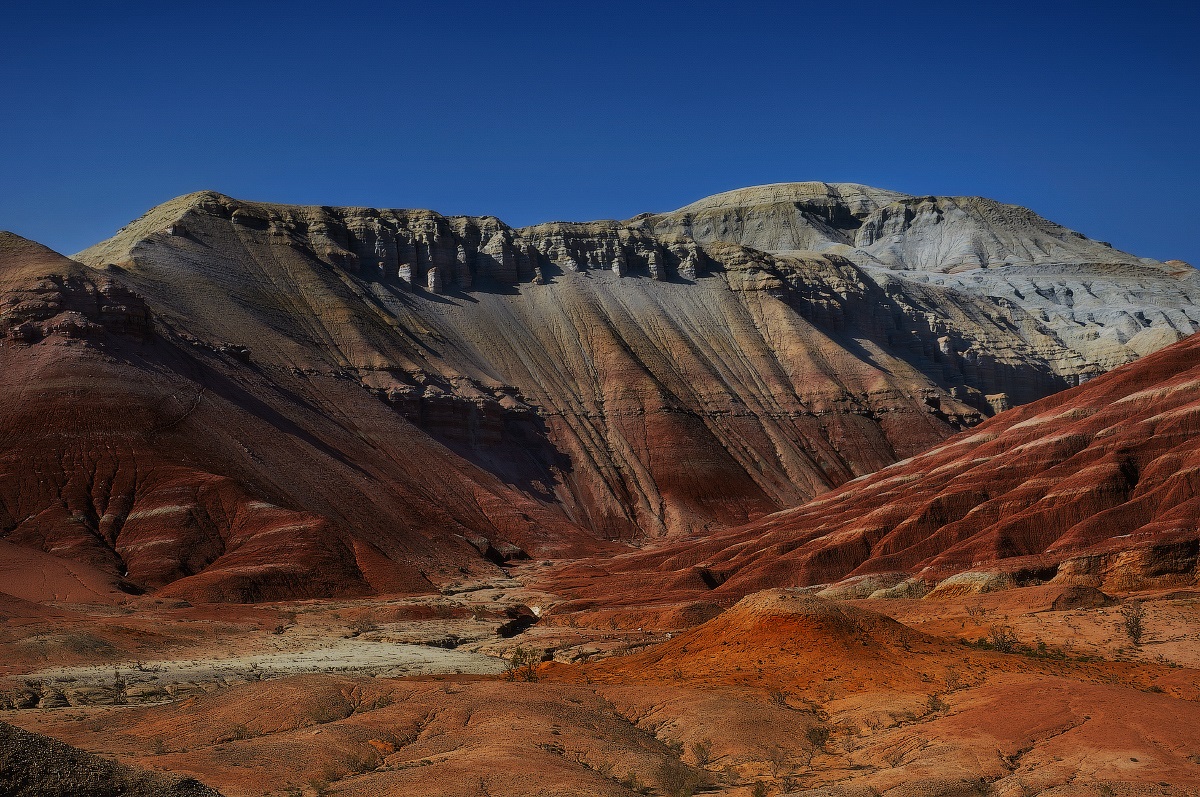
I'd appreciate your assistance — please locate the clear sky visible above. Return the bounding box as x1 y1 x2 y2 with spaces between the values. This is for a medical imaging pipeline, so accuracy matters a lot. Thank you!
3 1 1198 263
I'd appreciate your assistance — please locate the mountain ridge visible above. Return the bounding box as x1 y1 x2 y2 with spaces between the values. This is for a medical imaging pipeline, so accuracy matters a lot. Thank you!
1 181 1197 601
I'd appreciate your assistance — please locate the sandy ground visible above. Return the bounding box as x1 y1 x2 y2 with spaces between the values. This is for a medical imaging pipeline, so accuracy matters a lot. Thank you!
2 578 1199 796
26 638 505 692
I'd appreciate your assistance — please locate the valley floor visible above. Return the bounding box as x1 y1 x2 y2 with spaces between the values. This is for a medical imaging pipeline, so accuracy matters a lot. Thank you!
2 567 1199 797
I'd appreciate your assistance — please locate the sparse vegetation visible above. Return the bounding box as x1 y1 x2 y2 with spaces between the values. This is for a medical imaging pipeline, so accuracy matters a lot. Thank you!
689 737 713 767
986 626 1019 653
110 670 127 705
621 771 651 795
656 758 701 797
304 694 354 725
225 723 257 741
343 747 383 774
767 745 789 778
347 614 379 636
1120 600 1146 645
805 725 830 750
504 646 540 682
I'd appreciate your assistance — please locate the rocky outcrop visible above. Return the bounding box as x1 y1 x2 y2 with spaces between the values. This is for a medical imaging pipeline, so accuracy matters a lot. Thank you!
362 370 543 450
518 221 709 281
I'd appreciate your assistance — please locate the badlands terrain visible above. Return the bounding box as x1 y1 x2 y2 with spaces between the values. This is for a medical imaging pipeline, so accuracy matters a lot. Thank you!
1 183 1198 796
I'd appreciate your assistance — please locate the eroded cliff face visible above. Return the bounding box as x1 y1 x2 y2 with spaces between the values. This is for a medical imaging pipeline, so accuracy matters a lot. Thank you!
640 183 1200 399
70 186 1200 548
75 193 984 544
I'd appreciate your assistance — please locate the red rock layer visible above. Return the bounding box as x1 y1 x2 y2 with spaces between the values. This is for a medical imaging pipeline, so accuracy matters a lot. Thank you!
546 330 1200 602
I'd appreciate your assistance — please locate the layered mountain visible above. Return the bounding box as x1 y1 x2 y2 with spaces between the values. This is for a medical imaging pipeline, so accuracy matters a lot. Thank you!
1 182 1196 602
547 326 1200 603
0 232 608 603
639 183 1200 398
72 190 989 547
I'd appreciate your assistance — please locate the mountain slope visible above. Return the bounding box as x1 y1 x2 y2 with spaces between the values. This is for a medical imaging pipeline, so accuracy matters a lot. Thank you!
639 182 1200 387
72 184 1200 547
0 232 606 602
2 181 1195 602
545 328 1200 602
73 192 985 542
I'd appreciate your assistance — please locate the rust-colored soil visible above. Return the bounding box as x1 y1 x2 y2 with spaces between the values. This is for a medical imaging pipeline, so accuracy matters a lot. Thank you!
4 582 1198 796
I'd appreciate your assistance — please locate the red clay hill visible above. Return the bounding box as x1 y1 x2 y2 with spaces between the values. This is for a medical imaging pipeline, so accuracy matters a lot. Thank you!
546 325 1200 603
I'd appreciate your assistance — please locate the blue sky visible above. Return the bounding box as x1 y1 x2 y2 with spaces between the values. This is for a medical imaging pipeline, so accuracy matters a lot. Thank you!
3 1 1198 263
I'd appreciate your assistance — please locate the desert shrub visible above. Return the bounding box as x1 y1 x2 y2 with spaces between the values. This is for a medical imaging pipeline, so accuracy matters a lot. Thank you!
805 724 830 750
767 745 789 777
987 626 1019 653
752 781 769 797
110 670 127 705
1120 600 1145 645
348 614 379 636
768 688 790 707
621 772 651 795
305 694 354 725
656 758 700 797
226 723 256 741
689 738 713 766
344 747 382 774
504 646 539 682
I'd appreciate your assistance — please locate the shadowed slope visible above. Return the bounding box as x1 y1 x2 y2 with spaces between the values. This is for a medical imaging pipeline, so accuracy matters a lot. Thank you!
0 720 224 797
0 232 606 602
